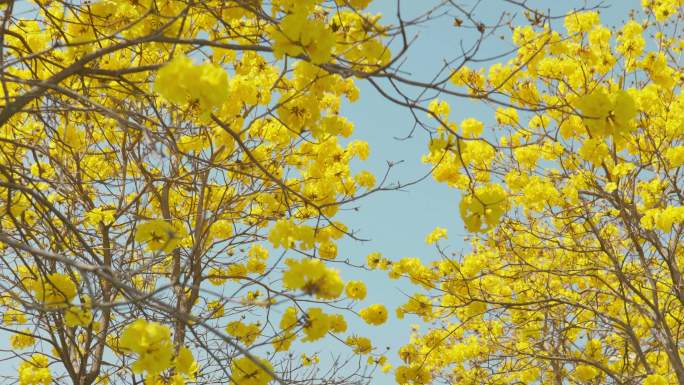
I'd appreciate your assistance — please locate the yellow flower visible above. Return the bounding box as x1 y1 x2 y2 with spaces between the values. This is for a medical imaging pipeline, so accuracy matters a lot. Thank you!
303 307 332 342
644 0 680 22
280 307 299 331
84 207 115 227
459 184 508 233
664 146 684 169
644 374 669 385
564 11 600 34
209 219 234 240
346 335 372 354
18 354 51 385
270 13 335 64
268 219 315 249
154 55 229 118
330 313 348 333
33 273 77 307
207 267 227 286
366 252 390 270
3 308 27 325
246 245 269 274
119 319 174 375
273 307 299 352
64 305 93 327
348 140 370 160
206 300 224 318
175 347 198 380
10 330 36 350
450 66 485 92
460 118 484 138
134 220 186 253
359 304 388 325
395 365 431 385
495 107 519 126
225 321 261 346
579 137 610 165
574 364 600 381
425 227 447 245
355 170 376 189
282 258 344 299
427 99 450 120
334 0 372 8
574 90 637 137
300 353 319 366
56 125 86 151
30 162 54 178
318 240 338 260
176 134 209 153
345 280 367 300
229 356 273 385
617 20 645 59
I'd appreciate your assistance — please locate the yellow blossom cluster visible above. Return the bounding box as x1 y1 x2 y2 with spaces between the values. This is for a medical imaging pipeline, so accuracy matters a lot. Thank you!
119 320 197 382
282 258 344 299
18 354 51 385
154 55 230 119
359 304 388 325
229 356 273 385
225 321 261 346
10 330 36 350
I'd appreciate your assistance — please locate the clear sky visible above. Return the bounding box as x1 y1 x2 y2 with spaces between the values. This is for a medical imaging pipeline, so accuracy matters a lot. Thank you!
332 0 638 383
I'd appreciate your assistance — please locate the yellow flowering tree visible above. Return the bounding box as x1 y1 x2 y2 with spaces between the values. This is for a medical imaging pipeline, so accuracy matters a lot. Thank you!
0 0 407 384
384 2 684 385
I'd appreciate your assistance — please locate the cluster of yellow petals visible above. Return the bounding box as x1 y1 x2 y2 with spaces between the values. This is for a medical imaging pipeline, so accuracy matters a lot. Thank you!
229 356 273 385
282 258 344 299
359 304 388 325
119 320 197 382
18 354 51 385
154 55 230 119
134 220 187 253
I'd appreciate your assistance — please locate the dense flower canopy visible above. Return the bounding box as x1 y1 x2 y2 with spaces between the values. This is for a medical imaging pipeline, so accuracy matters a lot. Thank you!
0 0 393 383
0 0 683 385
392 2 684 385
